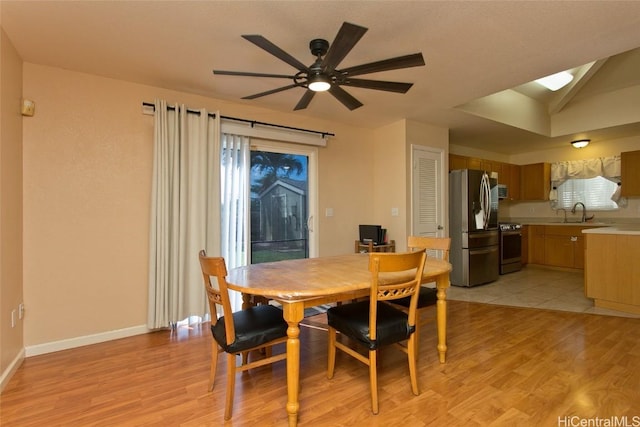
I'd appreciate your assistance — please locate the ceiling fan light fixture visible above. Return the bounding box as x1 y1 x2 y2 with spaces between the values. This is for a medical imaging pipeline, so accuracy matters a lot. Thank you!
308 74 331 92
571 139 590 148
535 71 574 91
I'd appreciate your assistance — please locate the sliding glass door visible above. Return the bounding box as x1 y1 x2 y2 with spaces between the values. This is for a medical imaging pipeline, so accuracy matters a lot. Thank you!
249 141 317 263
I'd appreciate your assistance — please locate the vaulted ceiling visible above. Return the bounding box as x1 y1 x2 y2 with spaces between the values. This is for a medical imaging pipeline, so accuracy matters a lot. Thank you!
2 1 640 154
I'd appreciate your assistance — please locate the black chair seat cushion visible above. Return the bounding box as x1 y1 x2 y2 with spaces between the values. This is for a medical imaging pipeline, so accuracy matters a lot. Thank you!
327 300 414 350
393 286 437 308
212 304 288 353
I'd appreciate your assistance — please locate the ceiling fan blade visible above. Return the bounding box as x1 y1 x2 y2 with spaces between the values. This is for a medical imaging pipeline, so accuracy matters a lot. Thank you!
294 91 316 111
213 70 294 79
321 22 368 73
340 78 414 93
328 85 363 110
242 84 299 100
339 53 425 77
242 35 308 71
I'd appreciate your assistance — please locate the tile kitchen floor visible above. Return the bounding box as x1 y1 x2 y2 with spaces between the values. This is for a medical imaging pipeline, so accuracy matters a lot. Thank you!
446 264 640 318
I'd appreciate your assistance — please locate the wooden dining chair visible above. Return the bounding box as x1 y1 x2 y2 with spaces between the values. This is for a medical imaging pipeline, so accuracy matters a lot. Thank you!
388 236 451 354
326 249 427 414
198 250 288 420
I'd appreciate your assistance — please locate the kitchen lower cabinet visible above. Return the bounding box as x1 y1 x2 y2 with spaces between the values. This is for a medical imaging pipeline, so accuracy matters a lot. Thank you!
529 225 545 265
521 225 528 266
528 225 600 269
544 235 574 268
585 232 640 315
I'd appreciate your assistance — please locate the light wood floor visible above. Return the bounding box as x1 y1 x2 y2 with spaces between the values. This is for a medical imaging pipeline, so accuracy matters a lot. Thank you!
2 300 640 426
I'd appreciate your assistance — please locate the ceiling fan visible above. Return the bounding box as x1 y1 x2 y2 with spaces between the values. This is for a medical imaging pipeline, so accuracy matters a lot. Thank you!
213 22 425 111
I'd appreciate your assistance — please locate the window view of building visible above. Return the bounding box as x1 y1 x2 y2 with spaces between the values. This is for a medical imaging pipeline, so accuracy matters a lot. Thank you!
250 151 309 263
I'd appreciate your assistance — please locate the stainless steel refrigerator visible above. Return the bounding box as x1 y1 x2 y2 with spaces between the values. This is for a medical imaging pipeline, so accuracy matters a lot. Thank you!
449 169 499 287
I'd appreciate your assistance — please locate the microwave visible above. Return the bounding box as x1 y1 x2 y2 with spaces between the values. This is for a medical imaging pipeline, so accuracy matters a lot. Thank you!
497 184 508 199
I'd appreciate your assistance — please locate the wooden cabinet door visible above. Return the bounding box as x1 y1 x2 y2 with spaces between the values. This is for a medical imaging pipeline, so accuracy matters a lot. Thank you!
491 162 503 182
544 235 574 268
521 163 550 200
521 225 528 265
574 236 585 269
529 225 545 264
509 164 521 200
467 157 482 170
449 154 468 171
621 150 640 197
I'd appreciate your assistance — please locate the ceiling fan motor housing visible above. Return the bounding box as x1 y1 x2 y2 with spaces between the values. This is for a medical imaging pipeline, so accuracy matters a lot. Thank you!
309 39 329 57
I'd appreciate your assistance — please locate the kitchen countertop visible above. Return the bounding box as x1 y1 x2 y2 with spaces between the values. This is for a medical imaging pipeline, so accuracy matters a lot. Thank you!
522 222 611 226
582 224 640 235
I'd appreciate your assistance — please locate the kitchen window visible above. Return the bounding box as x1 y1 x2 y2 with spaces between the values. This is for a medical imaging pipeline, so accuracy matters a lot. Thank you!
551 156 623 211
555 176 619 211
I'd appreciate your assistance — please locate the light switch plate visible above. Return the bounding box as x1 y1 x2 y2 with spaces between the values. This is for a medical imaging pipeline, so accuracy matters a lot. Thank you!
21 99 35 116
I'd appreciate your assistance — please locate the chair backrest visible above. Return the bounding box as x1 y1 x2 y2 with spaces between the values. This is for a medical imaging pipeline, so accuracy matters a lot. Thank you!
407 236 451 261
199 250 236 346
367 249 427 341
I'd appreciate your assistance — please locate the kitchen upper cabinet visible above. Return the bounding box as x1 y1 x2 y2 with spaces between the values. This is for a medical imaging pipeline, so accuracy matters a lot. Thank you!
509 164 521 200
621 150 640 197
449 154 468 171
499 163 521 201
467 157 482 170
520 163 550 200
448 154 519 200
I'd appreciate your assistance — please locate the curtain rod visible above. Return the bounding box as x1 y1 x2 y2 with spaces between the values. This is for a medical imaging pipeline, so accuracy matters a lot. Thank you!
142 102 335 138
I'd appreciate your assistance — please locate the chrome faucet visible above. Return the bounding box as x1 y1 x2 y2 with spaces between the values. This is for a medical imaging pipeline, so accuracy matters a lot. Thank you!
556 208 568 223
571 202 594 222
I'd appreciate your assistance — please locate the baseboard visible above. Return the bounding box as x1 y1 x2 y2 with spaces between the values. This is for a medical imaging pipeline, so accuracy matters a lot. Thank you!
0 348 25 392
25 325 151 357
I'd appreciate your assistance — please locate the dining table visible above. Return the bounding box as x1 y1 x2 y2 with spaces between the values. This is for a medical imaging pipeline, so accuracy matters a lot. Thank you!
226 252 452 427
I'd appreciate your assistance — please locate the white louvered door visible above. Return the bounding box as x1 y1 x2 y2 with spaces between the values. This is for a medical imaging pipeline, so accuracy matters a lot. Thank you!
411 146 446 242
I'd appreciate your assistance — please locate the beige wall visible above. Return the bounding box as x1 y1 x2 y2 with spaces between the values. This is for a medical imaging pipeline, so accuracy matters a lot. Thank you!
372 120 406 247
0 28 24 390
20 62 382 350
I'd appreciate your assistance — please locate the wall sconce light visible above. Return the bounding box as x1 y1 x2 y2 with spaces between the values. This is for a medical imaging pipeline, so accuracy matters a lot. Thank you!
571 139 590 148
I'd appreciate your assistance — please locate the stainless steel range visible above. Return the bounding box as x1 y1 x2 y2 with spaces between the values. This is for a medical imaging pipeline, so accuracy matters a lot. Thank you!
499 223 522 274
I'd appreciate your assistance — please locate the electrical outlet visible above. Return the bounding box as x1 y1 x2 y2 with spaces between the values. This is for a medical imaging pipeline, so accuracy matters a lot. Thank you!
11 310 16 328
19 303 24 319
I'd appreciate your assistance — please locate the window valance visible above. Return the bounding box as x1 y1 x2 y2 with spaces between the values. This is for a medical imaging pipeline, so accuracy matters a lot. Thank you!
551 156 621 184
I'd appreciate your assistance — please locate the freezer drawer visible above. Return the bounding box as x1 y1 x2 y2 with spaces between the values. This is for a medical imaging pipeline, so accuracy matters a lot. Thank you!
452 244 499 287
462 230 499 249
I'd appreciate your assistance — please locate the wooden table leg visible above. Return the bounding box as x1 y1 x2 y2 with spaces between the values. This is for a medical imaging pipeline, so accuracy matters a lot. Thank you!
281 301 304 427
436 274 449 363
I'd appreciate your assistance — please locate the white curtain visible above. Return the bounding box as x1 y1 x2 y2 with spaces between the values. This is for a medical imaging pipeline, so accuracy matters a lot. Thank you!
220 133 251 311
147 100 220 329
551 156 621 185
550 155 624 207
